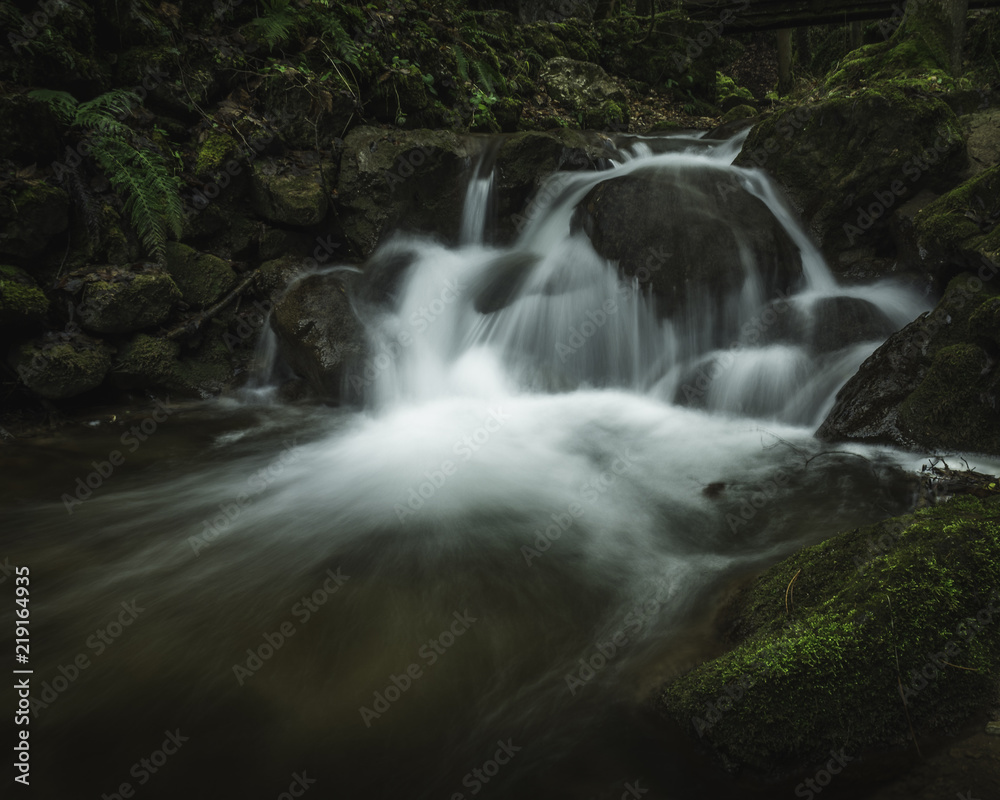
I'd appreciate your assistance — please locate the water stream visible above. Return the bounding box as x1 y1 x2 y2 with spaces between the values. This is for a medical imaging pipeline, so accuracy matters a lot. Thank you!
0 131 946 799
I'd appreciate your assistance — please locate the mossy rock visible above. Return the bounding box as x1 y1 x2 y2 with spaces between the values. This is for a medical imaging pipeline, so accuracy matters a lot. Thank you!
717 73 756 111
0 181 70 260
539 57 629 130
818 272 1000 453
0 265 49 327
193 131 240 176
78 268 182 335
11 333 113 400
721 105 757 125
250 161 329 228
737 87 965 264
164 242 237 309
655 495 1000 777
111 333 182 390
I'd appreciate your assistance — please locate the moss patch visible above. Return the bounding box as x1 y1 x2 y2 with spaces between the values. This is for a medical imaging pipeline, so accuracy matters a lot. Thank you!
656 496 1000 776
0 265 49 326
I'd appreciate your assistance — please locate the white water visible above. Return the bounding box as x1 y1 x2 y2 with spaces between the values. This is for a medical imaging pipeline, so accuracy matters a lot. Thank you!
4 131 931 800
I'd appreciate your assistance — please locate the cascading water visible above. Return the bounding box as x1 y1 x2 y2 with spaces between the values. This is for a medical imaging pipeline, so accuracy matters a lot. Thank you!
1 131 937 800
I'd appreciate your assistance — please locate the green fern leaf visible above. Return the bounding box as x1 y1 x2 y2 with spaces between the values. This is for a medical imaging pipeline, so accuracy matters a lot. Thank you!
27 89 79 123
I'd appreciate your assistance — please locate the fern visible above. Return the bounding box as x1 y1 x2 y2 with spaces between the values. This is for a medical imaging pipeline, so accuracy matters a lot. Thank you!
28 88 183 262
454 46 470 83
319 14 359 67
246 0 299 50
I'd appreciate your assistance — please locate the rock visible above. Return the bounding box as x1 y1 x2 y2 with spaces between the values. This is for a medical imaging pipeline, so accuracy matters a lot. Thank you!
539 57 628 130
251 159 329 227
987 721 1000 736
335 128 473 257
0 265 49 328
896 164 1000 289
806 296 898 355
654 496 1000 778
0 181 69 259
261 72 354 150
817 271 1000 454
111 333 182 390
271 273 367 400
78 268 182 335
736 88 966 271
572 166 803 317
112 327 237 397
495 129 612 241
0 93 60 163
164 242 237 309
253 256 305 306
962 108 1000 177
10 332 113 400
720 105 757 126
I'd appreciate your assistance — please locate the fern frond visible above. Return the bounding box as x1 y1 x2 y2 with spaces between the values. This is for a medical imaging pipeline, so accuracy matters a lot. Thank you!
454 46 470 83
246 0 298 49
320 15 359 67
76 89 143 131
27 89 79 123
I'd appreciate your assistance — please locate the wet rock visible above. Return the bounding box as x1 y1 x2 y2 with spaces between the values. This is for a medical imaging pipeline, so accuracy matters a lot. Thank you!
807 296 897 355
78 268 181 335
573 166 803 317
539 57 628 130
164 242 237 309
0 181 69 259
0 265 49 328
335 128 473 257
817 272 1000 455
251 159 329 227
271 272 367 401
736 88 966 271
654 496 1000 779
10 331 113 400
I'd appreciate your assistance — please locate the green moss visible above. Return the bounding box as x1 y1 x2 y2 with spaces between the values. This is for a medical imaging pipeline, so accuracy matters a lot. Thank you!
657 497 1000 774
0 265 49 325
194 131 239 176
721 105 757 124
914 165 1000 252
164 242 237 309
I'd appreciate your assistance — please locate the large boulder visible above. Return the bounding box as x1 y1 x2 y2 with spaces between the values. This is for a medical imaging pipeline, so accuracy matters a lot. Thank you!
539 57 628 130
572 166 803 317
335 128 473 257
10 331 113 400
817 272 1000 455
77 268 181 335
736 88 965 276
271 272 367 401
654 495 1000 779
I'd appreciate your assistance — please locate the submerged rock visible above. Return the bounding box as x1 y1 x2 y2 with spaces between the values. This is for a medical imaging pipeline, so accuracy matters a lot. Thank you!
817 271 1000 455
573 166 803 316
11 331 113 400
654 495 1000 779
271 272 366 401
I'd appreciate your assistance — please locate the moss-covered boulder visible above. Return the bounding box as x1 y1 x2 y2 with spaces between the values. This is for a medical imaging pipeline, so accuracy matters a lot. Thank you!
897 164 1000 286
111 327 237 397
335 128 473 257
10 332 113 400
655 495 1000 777
164 242 237 309
572 166 803 318
539 57 629 130
0 265 49 328
271 272 366 401
736 88 965 270
250 159 329 228
78 268 182 335
817 272 1000 454
962 108 1000 177
111 333 182 391
0 181 70 259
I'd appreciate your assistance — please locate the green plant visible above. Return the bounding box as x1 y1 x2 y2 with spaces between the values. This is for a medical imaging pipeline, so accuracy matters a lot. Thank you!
29 89 183 262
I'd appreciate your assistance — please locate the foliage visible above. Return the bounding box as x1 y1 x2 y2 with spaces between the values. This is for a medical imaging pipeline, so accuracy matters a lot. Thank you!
28 89 183 262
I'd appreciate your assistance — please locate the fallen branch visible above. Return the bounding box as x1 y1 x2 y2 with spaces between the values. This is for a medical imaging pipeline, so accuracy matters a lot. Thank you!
164 274 257 341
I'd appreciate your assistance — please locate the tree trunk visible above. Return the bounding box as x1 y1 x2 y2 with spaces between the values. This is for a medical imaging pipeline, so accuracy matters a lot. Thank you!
777 28 794 94
902 0 968 74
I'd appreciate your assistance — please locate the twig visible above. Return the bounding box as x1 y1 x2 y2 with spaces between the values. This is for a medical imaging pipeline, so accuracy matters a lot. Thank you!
785 569 801 616
163 274 256 341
